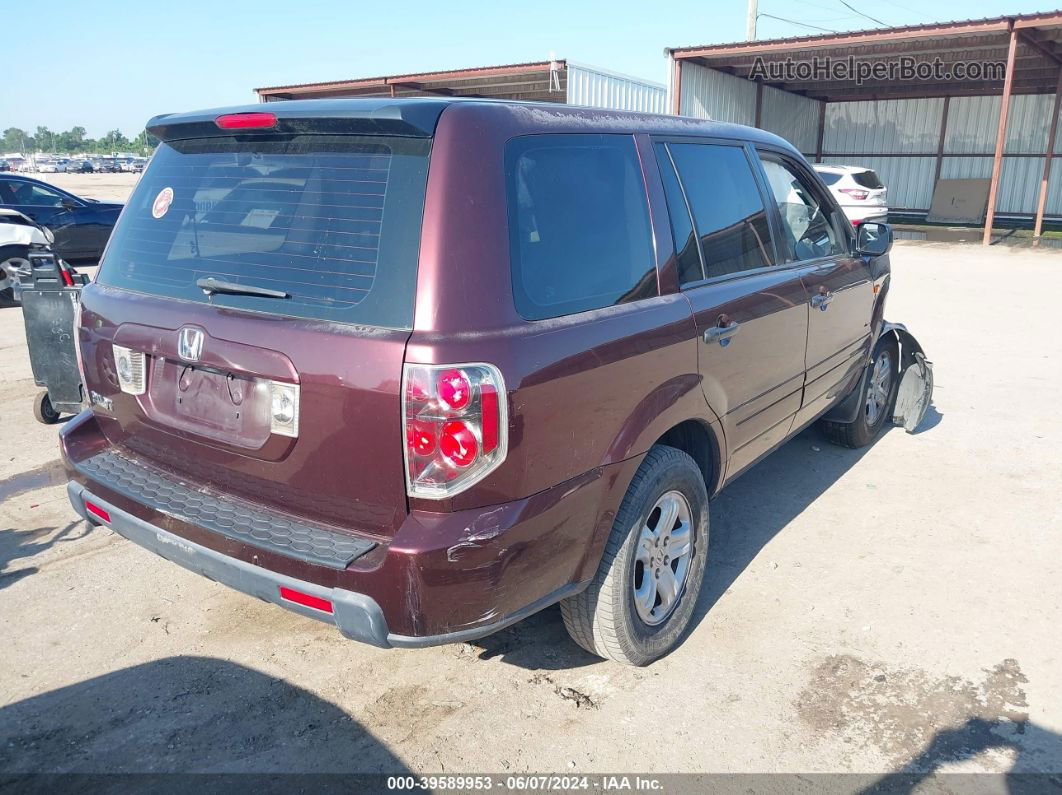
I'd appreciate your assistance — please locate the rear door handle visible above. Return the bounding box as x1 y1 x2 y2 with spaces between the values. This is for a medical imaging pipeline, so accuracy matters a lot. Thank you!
703 321 740 345
811 291 834 309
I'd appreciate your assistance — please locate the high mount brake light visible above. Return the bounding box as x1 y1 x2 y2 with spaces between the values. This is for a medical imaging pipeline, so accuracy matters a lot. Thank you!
403 363 507 498
215 112 277 130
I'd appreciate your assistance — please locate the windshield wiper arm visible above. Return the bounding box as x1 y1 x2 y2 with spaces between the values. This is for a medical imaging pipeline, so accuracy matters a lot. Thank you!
196 277 289 299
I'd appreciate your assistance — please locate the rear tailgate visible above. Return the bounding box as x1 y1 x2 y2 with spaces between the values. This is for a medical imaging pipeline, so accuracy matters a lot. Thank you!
80 115 434 538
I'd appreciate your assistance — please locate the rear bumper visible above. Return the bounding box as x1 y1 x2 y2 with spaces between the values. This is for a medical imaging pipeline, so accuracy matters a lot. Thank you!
61 410 637 647
841 205 889 223
67 481 392 646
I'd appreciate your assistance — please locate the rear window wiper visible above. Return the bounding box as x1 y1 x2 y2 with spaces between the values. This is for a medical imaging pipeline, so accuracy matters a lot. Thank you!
196 277 289 299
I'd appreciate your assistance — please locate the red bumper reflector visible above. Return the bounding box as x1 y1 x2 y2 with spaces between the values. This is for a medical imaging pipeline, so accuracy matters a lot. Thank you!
215 112 277 130
279 586 334 614
85 501 110 522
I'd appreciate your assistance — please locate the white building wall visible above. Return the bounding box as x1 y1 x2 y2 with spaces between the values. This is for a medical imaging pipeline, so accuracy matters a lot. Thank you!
565 62 666 114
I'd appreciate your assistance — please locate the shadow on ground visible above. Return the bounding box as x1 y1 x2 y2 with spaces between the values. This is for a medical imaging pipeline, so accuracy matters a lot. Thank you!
863 718 1062 792
0 656 410 777
471 418 916 668
0 520 89 591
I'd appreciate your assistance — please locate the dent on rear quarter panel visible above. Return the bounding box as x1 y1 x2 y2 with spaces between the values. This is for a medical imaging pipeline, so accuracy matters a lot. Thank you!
409 103 718 513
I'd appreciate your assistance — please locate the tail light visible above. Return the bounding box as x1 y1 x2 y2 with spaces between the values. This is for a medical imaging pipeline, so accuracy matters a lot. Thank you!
111 343 146 395
403 362 507 498
73 299 86 387
839 188 869 201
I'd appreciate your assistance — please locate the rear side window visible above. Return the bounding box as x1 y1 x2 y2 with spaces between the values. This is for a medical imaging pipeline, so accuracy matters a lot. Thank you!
852 170 885 189
816 171 843 186
666 143 773 280
97 135 431 329
506 134 656 320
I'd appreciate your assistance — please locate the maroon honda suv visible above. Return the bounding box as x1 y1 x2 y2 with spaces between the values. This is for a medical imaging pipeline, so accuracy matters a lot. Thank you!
62 98 901 665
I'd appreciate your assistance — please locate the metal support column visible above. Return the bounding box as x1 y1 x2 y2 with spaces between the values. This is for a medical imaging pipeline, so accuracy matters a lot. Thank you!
1034 68 1062 241
983 25 1019 245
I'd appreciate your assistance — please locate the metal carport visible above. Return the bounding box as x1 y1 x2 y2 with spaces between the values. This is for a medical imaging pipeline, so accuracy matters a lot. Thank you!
255 60 666 114
666 12 1062 243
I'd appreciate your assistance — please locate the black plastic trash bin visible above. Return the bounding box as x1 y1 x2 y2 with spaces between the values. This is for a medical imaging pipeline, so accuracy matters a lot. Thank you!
18 249 88 424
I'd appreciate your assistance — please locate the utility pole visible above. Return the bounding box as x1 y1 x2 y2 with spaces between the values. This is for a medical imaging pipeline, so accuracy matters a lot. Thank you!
746 0 758 40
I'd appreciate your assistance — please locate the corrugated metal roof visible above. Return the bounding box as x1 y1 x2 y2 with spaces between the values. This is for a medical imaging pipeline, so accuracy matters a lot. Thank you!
667 11 1062 56
255 60 557 94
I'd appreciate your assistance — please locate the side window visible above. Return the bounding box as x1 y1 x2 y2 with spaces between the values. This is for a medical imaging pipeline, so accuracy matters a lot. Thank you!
506 134 656 320
11 182 66 207
655 144 703 284
759 154 846 262
667 143 773 280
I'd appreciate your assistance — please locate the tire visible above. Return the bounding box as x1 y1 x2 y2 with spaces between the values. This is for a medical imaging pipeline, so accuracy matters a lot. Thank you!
821 336 899 449
0 245 30 306
561 445 709 666
34 391 61 425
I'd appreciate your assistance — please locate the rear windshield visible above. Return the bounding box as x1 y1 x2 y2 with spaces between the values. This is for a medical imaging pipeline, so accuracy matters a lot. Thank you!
97 134 431 328
852 170 884 189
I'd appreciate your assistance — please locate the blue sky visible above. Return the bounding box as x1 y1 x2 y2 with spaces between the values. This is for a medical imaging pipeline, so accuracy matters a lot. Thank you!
3 0 1052 138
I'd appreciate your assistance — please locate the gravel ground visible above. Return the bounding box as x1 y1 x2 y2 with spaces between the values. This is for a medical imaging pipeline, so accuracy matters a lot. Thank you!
0 228 1059 778
40 172 141 204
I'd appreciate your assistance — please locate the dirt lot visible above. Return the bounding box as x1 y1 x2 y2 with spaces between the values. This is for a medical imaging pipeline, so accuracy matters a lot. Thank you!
42 172 141 205
1 220 1060 777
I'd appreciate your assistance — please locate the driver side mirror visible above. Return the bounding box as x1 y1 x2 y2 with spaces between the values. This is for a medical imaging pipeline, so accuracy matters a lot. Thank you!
856 221 892 257
61 198 79 211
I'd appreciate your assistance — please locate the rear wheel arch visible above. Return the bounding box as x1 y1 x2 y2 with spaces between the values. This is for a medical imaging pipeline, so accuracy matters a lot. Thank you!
654 418 722 497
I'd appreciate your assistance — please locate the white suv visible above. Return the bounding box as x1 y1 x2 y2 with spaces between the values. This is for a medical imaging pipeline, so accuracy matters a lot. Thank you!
813 164 888 225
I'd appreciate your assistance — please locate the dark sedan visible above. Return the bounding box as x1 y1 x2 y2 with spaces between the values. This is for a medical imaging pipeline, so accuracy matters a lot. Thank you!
0 175 122 263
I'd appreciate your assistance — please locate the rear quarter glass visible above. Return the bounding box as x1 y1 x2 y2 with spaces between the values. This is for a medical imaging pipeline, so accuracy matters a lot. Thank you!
505 133 656 321
96 134 431 329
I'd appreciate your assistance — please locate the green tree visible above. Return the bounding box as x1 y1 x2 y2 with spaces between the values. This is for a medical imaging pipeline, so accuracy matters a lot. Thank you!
2 127 33 153
35 126 53 152
131 129 159 156
103 129 130 152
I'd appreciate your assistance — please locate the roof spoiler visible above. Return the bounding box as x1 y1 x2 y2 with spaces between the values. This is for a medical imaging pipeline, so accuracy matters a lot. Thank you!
146 99 449 142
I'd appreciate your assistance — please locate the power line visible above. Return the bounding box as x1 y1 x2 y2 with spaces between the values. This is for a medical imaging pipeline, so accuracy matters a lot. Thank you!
836 0 888 27
758 13 838 33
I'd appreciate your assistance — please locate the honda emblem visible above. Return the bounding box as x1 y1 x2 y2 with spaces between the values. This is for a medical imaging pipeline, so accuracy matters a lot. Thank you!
178 327 204 361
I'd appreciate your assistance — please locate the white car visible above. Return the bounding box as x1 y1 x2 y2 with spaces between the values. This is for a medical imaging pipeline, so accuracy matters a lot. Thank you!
813 164 888 225
0 208 54 302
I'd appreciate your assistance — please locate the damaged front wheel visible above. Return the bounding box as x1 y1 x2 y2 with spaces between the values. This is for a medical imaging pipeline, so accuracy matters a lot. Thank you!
822 337 899 448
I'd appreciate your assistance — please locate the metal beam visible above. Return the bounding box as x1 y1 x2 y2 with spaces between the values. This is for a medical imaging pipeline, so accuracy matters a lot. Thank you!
672 58 683 115
1034 68 1062 240
1018 30 1062 65
815 101 826 163
934 96 950 187
984 26 1020 245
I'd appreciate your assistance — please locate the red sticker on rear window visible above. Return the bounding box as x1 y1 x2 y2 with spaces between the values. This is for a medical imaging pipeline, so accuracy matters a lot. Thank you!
152 187 174 219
